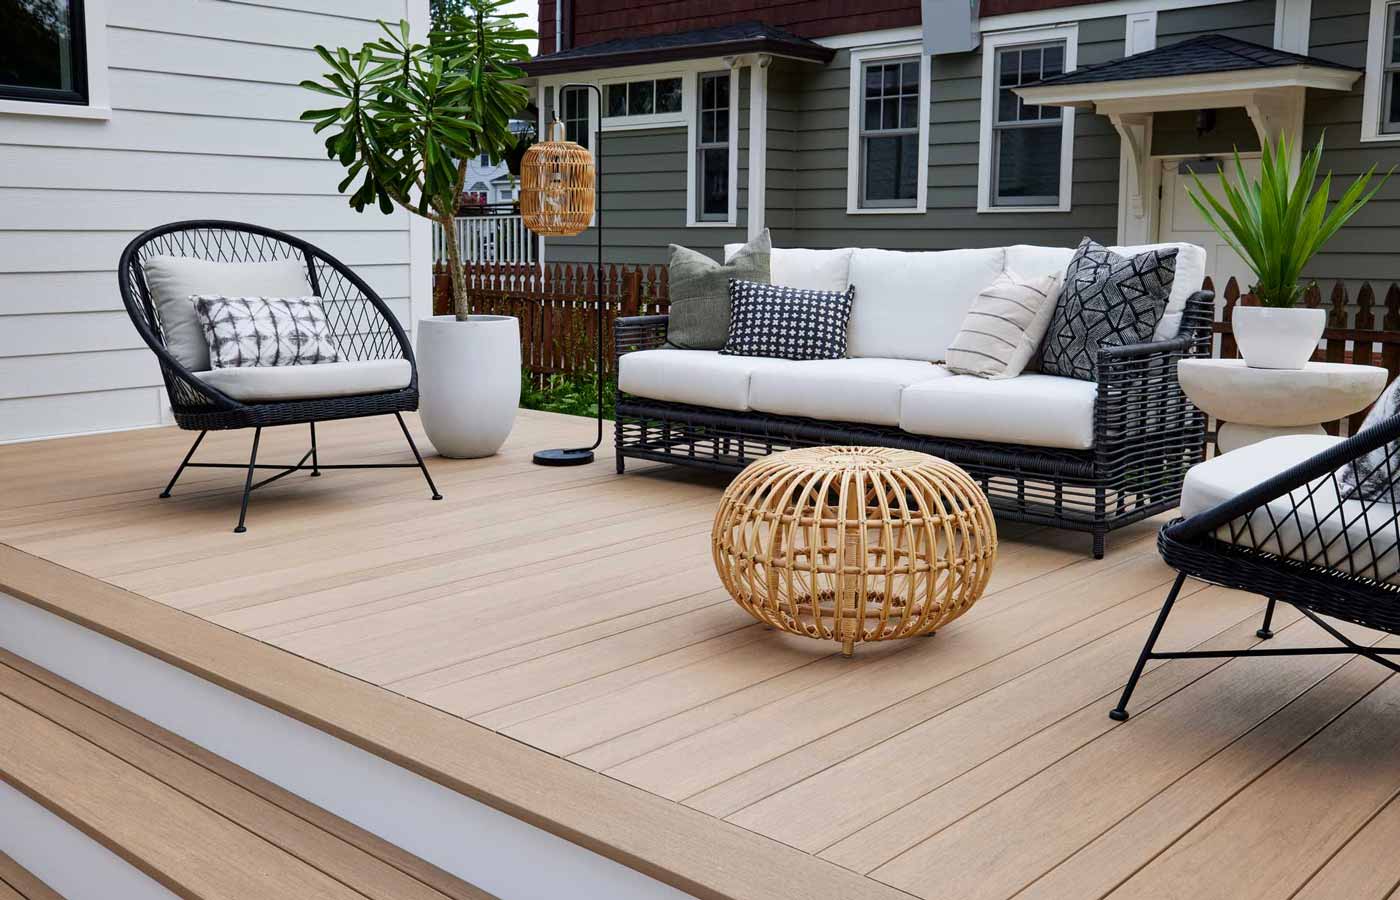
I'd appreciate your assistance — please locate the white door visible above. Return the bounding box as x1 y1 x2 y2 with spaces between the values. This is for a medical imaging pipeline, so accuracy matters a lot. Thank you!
1158 155 1262 297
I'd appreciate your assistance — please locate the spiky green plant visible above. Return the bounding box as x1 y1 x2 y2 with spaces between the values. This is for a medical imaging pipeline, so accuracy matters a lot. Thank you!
1187 134 1391 307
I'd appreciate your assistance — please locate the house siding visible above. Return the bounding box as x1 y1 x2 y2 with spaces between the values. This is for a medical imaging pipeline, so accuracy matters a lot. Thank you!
0 0 431 443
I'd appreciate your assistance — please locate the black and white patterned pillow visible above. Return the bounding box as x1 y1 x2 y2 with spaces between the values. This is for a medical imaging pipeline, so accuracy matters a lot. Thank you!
1340 375 1400 503
192 295 342 369
1040 239 1178 382
719 279 855 361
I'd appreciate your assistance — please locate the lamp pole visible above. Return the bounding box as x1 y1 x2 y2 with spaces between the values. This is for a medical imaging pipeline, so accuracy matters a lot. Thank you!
533 81 605 467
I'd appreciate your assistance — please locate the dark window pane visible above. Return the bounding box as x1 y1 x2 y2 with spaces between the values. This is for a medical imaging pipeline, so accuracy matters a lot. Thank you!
865 66 882 98
714 73 729 107
606 84 627 117
1022 47 1042 80
864 134 918 203
701 110 715 144
715 108 728 137
1390 71 1400 125
999 49 1019 87
561 87 588 148
1393 7 1400 40
700 147 729 216
900 95 918 129
901 60 919 91
1043 45 1064 77
865 99 881 130
1043 103 1062 120
882 63 898 93
997 87 1017 122
882 98 898 130
995 125 1061 202
703 74 716 107
656 77 682 113
628 80 653 115
2 0 83 99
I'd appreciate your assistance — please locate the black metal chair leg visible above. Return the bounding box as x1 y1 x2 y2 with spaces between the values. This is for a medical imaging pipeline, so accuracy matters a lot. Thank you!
1257 597 1277 639
160 430 207 498
234 427 262 534
395 412 442 500
1110 571 1188 721
309 421 321 476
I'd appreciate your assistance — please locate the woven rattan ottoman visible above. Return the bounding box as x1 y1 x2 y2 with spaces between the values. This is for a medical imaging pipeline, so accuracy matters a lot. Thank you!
712 446 997 657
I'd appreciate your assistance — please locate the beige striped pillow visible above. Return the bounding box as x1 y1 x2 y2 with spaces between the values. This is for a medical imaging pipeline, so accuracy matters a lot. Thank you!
946 270 1063 379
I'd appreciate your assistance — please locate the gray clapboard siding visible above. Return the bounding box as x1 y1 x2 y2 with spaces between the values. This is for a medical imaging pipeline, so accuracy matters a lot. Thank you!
0 0 429 443
1157 0 1276 46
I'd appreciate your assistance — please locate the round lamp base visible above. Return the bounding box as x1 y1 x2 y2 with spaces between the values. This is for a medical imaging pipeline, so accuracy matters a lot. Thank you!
533 448 595 467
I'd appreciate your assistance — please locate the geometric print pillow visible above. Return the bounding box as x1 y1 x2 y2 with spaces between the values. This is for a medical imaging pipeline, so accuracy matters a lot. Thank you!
1039 238 1178 382
719 279 855 361
1339 374 1400 503
191 296 342 369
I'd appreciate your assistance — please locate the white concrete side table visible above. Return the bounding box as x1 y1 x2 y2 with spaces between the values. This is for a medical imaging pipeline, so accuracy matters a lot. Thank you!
1178 358 1389 453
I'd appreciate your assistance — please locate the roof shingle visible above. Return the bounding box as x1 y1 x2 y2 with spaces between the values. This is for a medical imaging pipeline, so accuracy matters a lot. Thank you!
1025 34 1358 88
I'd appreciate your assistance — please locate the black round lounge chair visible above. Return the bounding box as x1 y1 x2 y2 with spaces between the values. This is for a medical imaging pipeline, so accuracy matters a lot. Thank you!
118 220 441 533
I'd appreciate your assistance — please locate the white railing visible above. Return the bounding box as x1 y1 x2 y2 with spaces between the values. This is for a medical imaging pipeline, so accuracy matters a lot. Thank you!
432 214 536 266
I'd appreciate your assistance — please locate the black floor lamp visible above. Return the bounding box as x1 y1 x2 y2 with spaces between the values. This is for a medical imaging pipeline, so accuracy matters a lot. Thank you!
519 83 605 467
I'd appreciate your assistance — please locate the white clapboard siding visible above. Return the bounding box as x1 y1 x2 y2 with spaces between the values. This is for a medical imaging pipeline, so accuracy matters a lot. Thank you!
0 0 430 442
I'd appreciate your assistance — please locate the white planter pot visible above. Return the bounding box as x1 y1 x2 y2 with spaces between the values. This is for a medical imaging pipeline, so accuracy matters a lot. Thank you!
417 315 520 458
1232 305 1326 370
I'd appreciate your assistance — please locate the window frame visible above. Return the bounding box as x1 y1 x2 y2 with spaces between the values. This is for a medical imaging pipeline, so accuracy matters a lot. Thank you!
977 24 1078 214
846 43 930 216
559 84 592 149
1363 0 1400 142
599 72 687 130
694 71 732 223
685 66 739 228
0 0 109 119
858 57 923 209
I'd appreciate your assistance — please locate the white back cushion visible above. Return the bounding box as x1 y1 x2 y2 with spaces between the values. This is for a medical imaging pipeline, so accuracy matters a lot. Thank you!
845 247 1006 361
142 256 312 371
723 244 853 293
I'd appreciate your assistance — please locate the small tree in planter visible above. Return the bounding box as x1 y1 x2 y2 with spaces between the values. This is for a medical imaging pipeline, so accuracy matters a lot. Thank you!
300 0 535 321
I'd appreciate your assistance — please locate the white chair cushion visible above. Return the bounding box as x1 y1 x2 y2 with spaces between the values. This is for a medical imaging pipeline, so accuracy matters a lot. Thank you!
724 245 854 294
194 358 411 403
846 247 1006 362
1177 434 1400 583
899 373 1099 449
618 349 785 411
142 256 312 372
747 358 949 426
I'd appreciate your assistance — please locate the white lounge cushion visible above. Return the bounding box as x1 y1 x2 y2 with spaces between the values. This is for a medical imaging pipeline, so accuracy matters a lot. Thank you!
194 359 411 403
1178 434 1400 583
747 358 949 426
142 256 312 372
724 244 854 293
846 247 1007 362
899 373 1099 450
618 349 785 411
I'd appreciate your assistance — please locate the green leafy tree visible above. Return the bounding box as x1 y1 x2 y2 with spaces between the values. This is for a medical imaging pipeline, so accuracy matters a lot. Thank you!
300 0 535 320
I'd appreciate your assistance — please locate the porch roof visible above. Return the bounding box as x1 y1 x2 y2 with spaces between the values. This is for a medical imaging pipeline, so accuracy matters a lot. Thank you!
518 21 835 76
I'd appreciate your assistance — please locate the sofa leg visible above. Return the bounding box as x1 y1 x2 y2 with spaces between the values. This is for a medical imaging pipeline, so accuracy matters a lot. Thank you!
1257 596 1277 640
1092 530 1106 560
616 452 626 475
1110 571 1186 721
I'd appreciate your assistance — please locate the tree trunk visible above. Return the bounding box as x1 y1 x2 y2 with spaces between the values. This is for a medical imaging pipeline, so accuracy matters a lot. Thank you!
440 213 470 321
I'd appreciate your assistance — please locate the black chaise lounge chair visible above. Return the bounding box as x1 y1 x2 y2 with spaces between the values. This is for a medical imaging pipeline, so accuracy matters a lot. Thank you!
119 220 441 533
1111 415 1400 720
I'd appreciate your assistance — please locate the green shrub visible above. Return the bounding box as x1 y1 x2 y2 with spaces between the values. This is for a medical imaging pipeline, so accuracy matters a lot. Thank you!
519 369 616 420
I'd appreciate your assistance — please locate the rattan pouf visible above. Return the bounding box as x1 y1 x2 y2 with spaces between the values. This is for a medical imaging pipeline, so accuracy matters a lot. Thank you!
712 446 997 657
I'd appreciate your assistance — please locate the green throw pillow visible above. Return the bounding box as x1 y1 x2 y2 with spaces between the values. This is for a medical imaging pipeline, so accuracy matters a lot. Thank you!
666 229 771 350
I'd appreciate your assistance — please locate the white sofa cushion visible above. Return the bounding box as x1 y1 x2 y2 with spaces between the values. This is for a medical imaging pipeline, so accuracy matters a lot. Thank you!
899 373 1098 449
846 247 1007 362
724 244 853 293
747 358 949 426
1178 434 1400 583
618 349 785 411
194 358 411 403
142 256 312 372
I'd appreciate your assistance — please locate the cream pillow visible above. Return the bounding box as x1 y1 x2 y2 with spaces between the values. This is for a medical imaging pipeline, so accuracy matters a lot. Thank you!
945 270 1063 379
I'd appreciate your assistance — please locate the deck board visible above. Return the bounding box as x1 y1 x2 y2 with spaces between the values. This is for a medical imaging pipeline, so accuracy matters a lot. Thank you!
2 410 1396 900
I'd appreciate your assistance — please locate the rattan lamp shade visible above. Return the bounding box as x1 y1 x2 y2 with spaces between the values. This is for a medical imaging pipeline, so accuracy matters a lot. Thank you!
712 447 997 656
520 121 595 238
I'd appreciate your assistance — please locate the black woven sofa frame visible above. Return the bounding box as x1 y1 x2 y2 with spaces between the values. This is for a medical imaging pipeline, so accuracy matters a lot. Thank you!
1111 411 1400 720
119 220 441 533
612 291 1213 558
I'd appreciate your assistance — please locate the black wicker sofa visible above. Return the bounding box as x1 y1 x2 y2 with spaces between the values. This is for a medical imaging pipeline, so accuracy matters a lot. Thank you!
611 244 1213 558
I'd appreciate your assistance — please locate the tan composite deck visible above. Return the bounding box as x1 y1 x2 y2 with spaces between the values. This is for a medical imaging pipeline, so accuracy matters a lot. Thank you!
4 410 1400 900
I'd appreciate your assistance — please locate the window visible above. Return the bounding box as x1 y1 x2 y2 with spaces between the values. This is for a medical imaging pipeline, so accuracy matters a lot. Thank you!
977 25 1077 213
859 58 921 208
1385 4 1400 132
695 72 730 222
1366 1 1400 139
560 85 590 148
604 77 682 119
1 0 87 104
991 42 1066 206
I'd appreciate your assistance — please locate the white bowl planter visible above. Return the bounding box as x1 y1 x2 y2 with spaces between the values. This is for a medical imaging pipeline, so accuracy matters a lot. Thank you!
1232 305 1326 370
417 315 520 458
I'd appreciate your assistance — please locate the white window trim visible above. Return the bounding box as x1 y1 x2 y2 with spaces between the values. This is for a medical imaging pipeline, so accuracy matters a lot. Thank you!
846 42 930 216
598 72 687 131
0 0 110 120
1362 0 1400 143
686 66 740 227
977 24 1078 214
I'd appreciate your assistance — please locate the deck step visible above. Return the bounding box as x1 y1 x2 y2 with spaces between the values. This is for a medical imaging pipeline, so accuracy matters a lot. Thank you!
0 649 494 900
0 850 62 900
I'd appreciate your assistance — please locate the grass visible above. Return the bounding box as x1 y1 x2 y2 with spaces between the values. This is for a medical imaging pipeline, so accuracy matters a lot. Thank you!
519 368 616 420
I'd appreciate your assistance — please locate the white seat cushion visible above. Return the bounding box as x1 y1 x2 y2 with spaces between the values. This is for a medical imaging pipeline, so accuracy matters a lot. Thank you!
747 358 949 426
846 247 1007 362
618 349 785 411
724 245 854 293
1178 434 1400 583
194 359 411 402
899 373 1099 449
